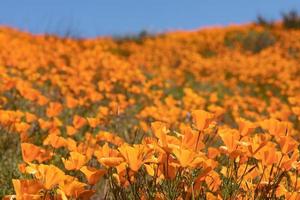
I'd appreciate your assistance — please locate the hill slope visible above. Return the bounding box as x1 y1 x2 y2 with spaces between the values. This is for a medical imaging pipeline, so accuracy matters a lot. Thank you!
1 24 300 199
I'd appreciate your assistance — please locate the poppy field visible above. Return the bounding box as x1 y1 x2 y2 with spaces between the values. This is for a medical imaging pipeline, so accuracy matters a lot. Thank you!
1 21 300 199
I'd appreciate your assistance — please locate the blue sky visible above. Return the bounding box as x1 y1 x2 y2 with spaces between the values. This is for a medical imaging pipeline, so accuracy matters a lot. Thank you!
0 0 299 38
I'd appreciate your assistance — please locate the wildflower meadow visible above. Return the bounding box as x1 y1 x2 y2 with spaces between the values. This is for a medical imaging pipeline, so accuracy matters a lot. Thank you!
1 15 300 199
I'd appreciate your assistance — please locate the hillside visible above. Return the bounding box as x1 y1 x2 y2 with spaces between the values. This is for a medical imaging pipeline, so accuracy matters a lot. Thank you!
1 23 300 199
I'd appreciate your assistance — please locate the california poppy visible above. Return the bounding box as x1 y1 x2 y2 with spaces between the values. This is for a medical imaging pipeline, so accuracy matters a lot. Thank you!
21 143 53 163
80 166 106 185
191 110 214 131
62 151 88 170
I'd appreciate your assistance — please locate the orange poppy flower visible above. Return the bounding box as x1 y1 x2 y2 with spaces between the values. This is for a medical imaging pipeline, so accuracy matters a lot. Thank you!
96 131 124 146
118 144 153 172
12 179 44 200
246 134 268 156
21 143 53 163
260 119 289 137
94 143 124 167
80 166 106 185
256 142 279 166
27 164 66 190
65 96 78 108
46 102 63 118
180 124 205 151
278 136 298 155
87 117 100 128
151 122 180 152
43 134 67 149
59 175 90 198
72 115 87 129
237 118 257 137
62 151 88 170
172 148 205 168
25 112 37 123
14 122 31 141
219 128 241 158
66 125 77 136
191 110 214 131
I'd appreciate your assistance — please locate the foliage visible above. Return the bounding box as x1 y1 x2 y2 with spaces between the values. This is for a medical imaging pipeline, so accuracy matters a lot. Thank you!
224 29 276 53
282 10 300 29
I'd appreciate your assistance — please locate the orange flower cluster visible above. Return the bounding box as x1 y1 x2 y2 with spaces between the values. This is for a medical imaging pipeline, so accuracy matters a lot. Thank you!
0 23 300 199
